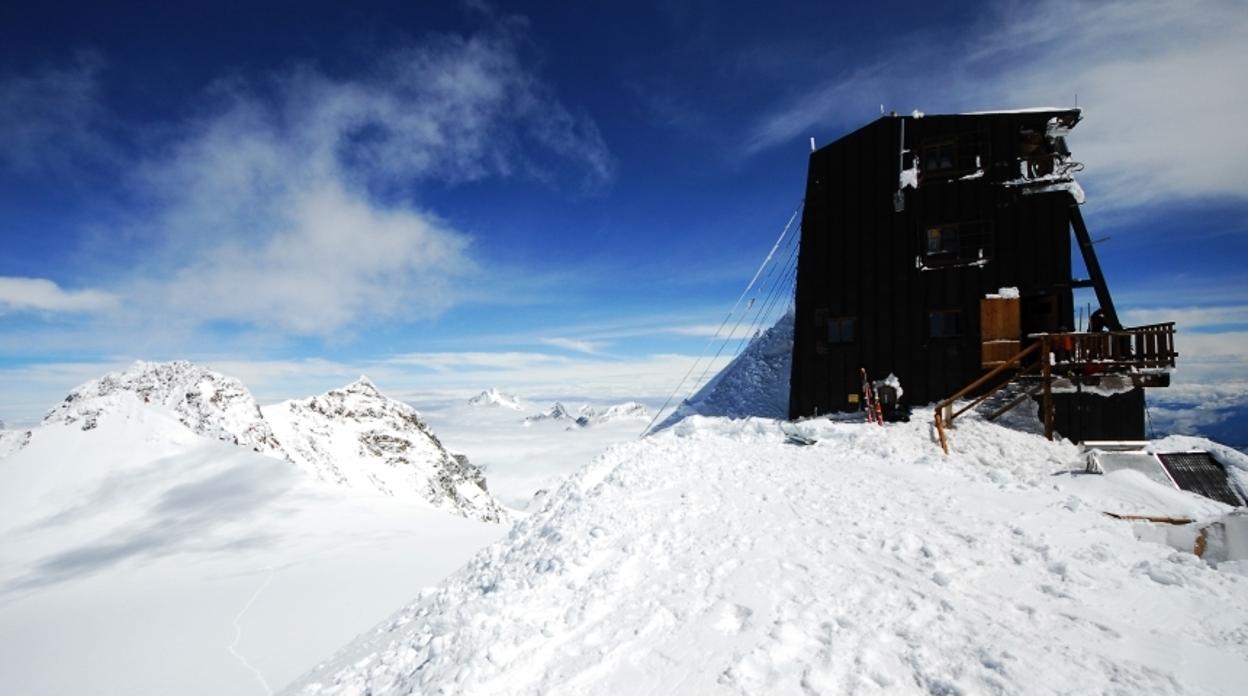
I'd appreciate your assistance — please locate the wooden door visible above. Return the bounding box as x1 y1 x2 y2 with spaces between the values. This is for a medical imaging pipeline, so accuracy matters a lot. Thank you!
981 297 1020 368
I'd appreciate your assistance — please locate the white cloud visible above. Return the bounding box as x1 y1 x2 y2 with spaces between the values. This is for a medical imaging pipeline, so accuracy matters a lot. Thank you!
540 337 609 355
383 351 572 372
0 277 118 314
1121 304 1248 330
1170 330 1248 383
3 22 613 339
146 182 472 334
121 28 612 336
746 0 1248 209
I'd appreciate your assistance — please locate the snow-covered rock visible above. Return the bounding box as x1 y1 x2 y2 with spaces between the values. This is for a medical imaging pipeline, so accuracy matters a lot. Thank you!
43 360 285 457
654 310 793 430
467 388 523 410
263 377 506 522
0 428 31 458
598 401 649 422
571 402 651 428
524 401 573 424
285 415 1248 696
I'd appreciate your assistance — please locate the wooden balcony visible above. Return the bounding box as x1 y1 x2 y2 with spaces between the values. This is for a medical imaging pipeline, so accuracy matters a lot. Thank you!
1039 322 1177 372
934 322 1177 453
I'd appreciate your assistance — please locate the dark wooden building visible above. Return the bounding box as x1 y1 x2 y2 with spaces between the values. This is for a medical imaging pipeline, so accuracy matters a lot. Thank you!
788 109 1174 441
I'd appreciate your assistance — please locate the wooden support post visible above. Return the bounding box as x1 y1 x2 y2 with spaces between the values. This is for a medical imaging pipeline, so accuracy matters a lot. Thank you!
1042 336 1054 441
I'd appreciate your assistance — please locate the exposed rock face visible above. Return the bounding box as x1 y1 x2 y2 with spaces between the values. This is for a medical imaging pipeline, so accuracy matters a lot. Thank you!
467 389 523 410
43 361 285 456
264 377 506 522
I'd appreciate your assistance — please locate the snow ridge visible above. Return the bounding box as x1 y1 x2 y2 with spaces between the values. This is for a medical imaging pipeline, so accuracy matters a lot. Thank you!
43 360 285 457
655 310 793 430
285 415 1248 696
263 377 506 522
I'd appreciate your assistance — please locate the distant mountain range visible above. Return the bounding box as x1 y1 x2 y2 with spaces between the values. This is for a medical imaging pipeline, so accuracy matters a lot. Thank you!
17 361 506 522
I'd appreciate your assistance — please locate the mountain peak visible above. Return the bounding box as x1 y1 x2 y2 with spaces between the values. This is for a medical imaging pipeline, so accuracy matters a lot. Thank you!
468 388 523 410
264 380 507 522
345 375 380 395
43 360 285 456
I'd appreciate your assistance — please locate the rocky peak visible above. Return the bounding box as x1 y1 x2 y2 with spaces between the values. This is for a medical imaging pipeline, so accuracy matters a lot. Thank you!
43 360 285 457
343 375 381 396
263 380 506 522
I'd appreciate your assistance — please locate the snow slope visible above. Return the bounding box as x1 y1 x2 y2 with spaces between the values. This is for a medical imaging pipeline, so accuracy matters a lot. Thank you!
655 310 793 430
416 397 656 511
0 393 506 696
287 413 1248 695
43 360 285 457
264 378 506 522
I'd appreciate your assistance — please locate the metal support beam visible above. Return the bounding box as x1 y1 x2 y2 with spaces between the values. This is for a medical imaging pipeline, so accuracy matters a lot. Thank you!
1068 199 1122 330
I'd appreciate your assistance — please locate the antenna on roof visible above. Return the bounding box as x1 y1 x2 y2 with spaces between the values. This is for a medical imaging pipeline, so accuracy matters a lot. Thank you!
809 137 816 152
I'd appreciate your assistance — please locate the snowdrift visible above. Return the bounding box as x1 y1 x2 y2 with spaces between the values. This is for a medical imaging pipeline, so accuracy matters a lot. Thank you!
286 414 1248 695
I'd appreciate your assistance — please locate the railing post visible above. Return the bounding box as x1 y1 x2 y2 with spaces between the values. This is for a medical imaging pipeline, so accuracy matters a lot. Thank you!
1042 335 1053 441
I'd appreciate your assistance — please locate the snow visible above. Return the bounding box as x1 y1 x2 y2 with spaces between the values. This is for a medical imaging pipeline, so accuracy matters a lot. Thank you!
0 398 506 695
962 107 1081 115
467 388 524 410
525 401 574 424
877 371 904 399
898 162 919 190
285 413 1248 695
595 401 649 422
7 354 1248 695
417 396 655 511
985 286 1020 299
263 377 506 521
1025 176 1086 204
44 360 284 457
655 310 793 429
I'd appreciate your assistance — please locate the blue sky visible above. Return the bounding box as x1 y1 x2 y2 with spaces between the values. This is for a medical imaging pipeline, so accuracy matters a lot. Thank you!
2 0 1247 423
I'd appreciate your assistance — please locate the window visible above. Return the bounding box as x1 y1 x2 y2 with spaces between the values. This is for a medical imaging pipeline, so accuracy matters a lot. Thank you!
929 310 961 338
921 135 979 179
925 226 957 256
920 220 992 267
827 317 855 343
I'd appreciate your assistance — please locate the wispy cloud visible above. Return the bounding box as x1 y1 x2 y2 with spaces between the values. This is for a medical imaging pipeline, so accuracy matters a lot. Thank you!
2 19 613 340
1121 304 1248 331
0 277 118 314
745 0 1248 210
1169 331 1248 383
540 337 609 355
0 53 112 176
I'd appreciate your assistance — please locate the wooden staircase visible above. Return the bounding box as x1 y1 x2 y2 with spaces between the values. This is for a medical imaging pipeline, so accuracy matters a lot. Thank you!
933 323 1177 454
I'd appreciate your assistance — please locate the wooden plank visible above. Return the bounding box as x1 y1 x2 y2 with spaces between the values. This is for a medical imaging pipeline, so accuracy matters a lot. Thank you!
980 298 1020 341
981 340 1020 367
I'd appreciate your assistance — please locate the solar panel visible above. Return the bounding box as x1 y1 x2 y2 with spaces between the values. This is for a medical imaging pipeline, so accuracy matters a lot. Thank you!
1157 452 1244 507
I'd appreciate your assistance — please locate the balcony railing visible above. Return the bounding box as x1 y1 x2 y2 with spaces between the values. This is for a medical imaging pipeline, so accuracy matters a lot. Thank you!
1038 322 1176 371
